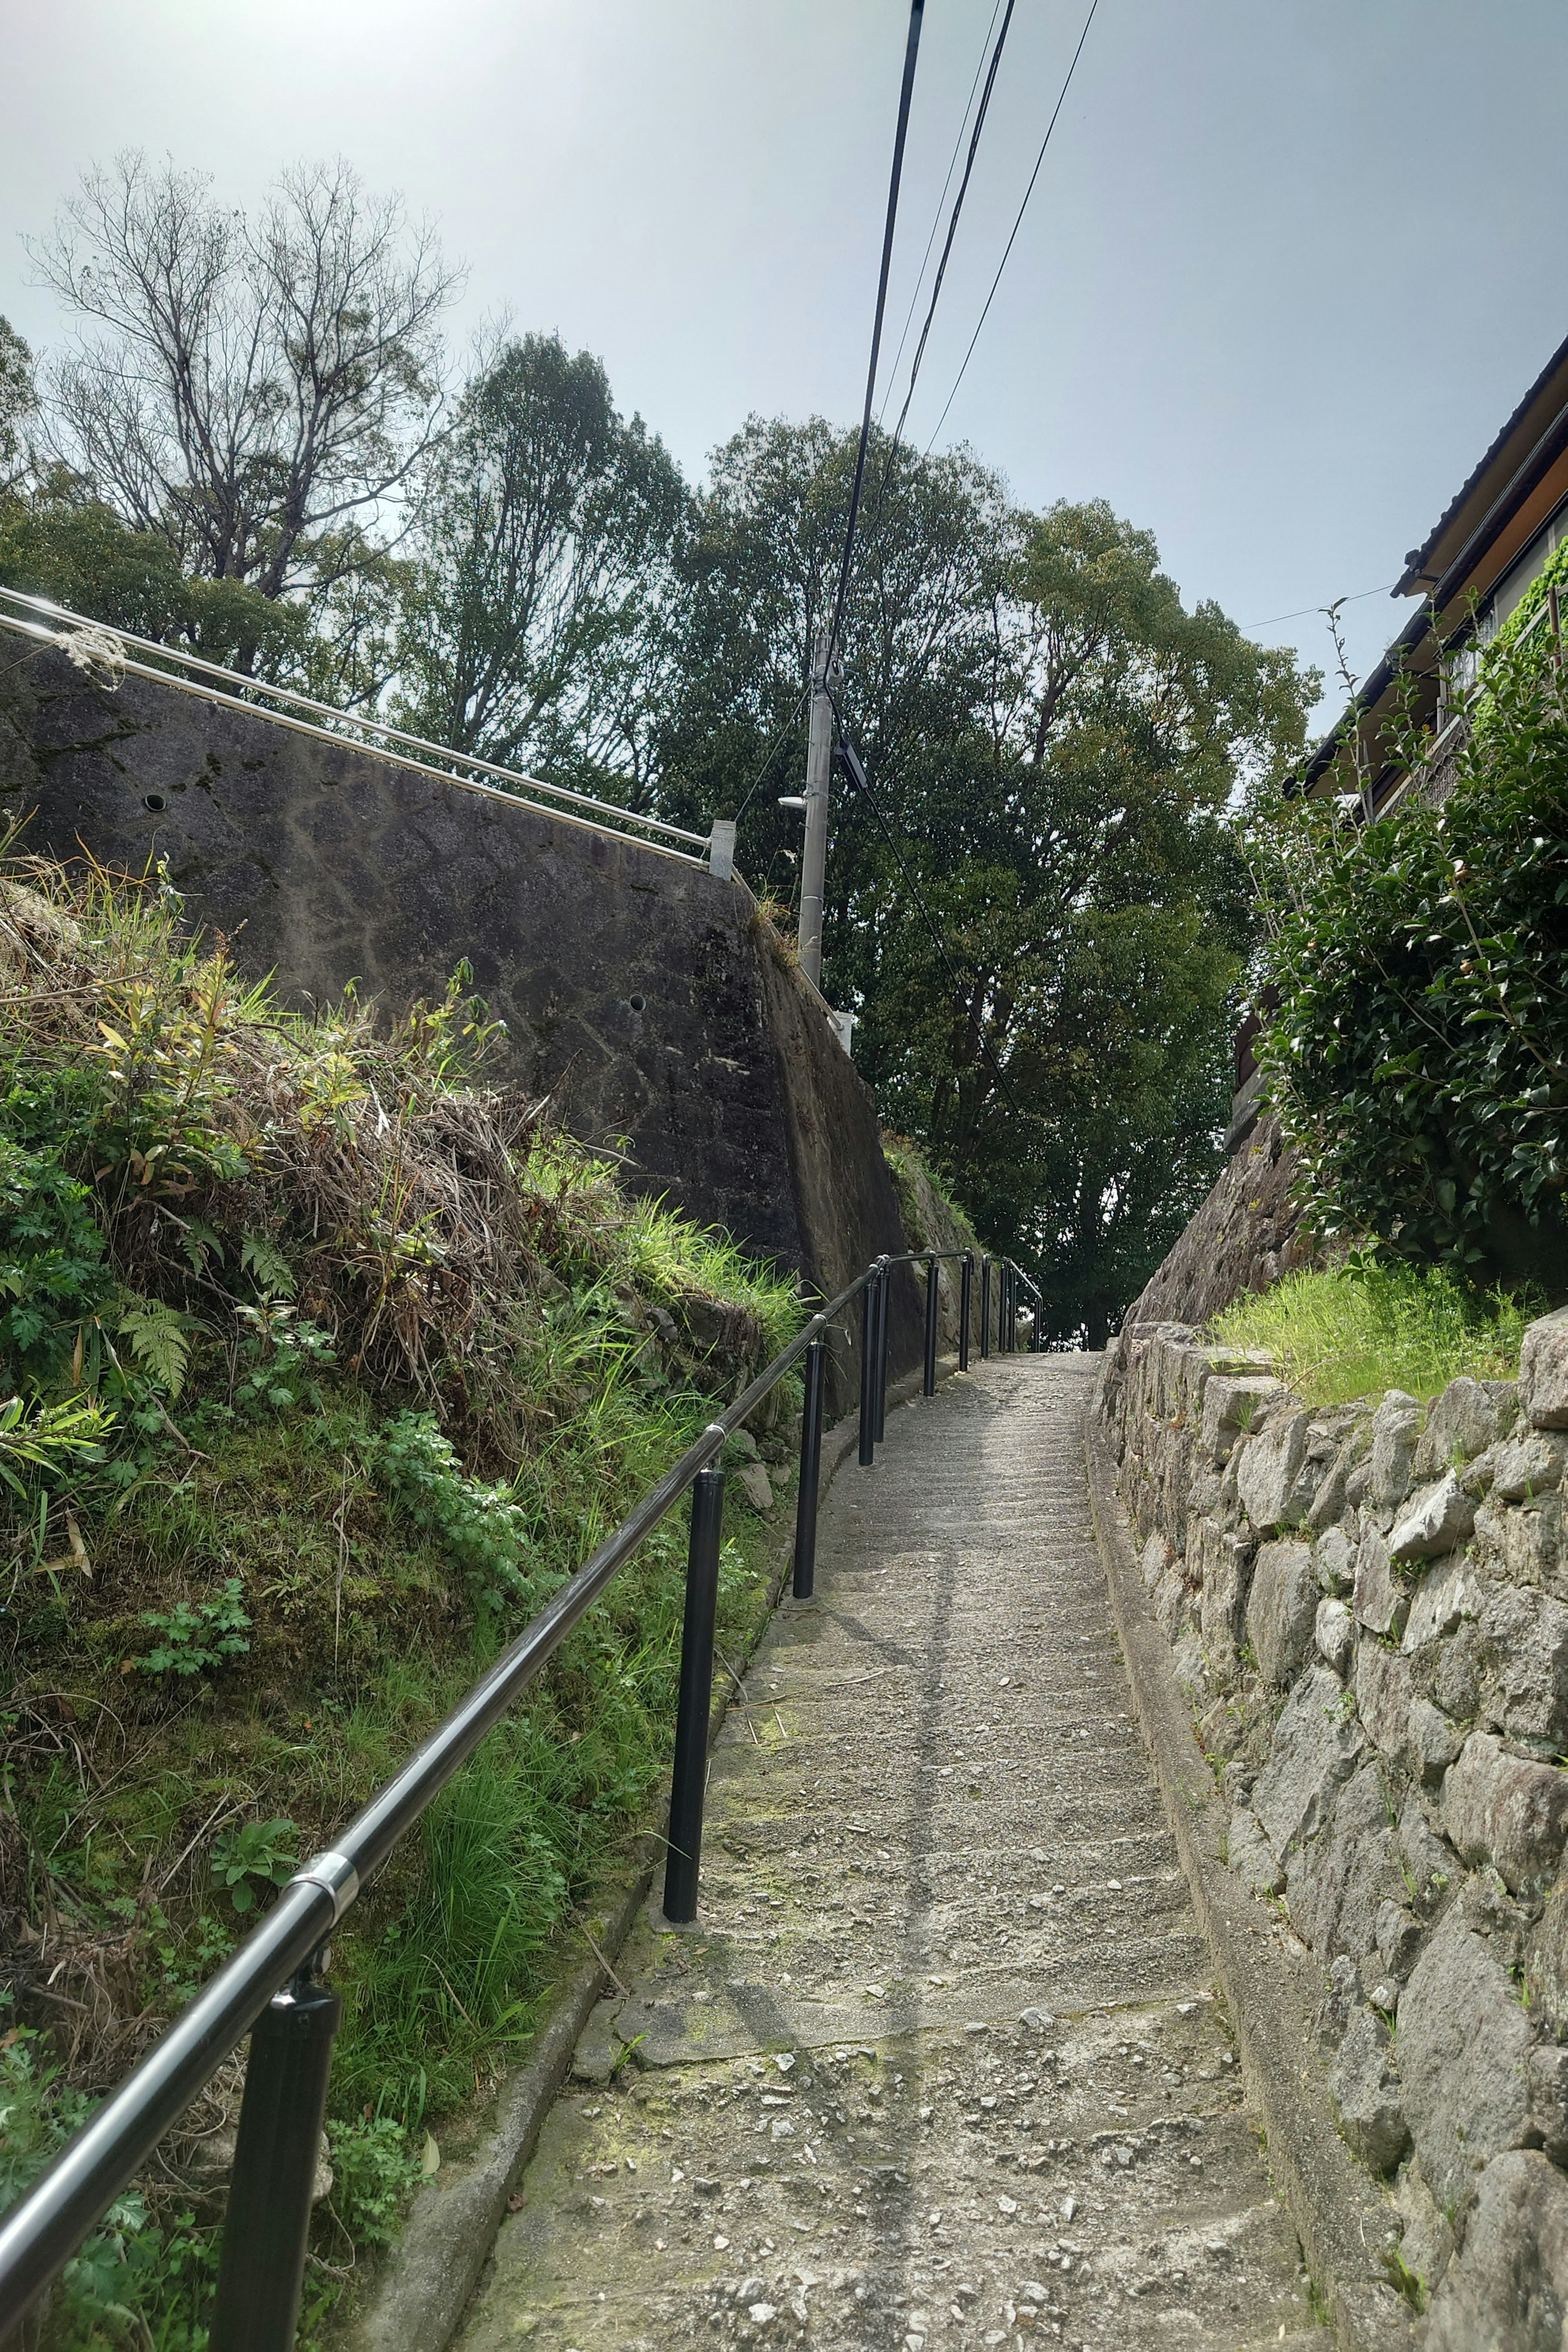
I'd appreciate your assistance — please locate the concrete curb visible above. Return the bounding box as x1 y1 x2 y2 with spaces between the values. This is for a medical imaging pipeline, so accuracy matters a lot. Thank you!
342 1359 957 2352
1081 1411 1415 2352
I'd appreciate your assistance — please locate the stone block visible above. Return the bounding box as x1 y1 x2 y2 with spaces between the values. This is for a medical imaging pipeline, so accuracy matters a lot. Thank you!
1370 1391 1424 1508
1413 1375 1508 1481
1286 1761 1401 1963
1402 1553 1482 1653
1392 2158 1454 2305
1490 1430 1568 1504
1245 1538 1317 1686
1408 1697 1463 1784
1388 1471 1476 1565
1528 2042 1568 2165
1525 1888 1568 2039
1315 1596 1353 1675
1477 1583 1568 1749
1306 1418 1372 1535
1399 1903 1535 2215
1355 1644 1412 1765
1328 2004 1409 2173
1522 1308 1568 1430
1198 1374 1284 1465
1314 1523 1356 1594
1442 1731 1568 1894
1253 1662 1363 1860
1138 1532 1172 1594
1353 1527 1408 1638
1236 1411 1315 1533
1423 2150 1568 2352
1398 1789 1457 1912
1375 1898 1424 1978
1226 1804 1283 1897
733 1460 774 1513
1196 1520 1255 1665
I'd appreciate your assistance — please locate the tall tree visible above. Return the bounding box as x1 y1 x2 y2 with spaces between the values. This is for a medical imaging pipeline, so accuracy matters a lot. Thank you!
656 416 1008 903
390 334 685 796
656 438 1315 1335
30 154 459 611
0 320 35 497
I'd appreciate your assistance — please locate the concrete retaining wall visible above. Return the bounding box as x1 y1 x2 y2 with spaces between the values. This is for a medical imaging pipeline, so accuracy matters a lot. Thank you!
1095 1314 1568 2341
0 640 922 1402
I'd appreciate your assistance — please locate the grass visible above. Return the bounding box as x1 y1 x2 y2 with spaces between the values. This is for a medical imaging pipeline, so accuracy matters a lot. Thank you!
0 845 806 2348
1209 1258 1535 1407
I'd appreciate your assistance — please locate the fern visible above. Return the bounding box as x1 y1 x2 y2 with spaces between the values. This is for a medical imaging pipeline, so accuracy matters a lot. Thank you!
240 1234 295 1298
115 1299 192 1399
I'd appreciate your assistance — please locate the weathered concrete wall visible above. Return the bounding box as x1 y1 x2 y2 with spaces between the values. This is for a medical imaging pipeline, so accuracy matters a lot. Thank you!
1096 1313 1568 2339
0 641 921 1400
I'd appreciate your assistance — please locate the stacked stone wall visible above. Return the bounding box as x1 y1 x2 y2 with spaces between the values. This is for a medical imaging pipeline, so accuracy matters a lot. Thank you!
1096 1311 1568 2341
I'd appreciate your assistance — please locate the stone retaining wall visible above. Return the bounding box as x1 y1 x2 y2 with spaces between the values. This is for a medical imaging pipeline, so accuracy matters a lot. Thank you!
1095 1312 1568 2343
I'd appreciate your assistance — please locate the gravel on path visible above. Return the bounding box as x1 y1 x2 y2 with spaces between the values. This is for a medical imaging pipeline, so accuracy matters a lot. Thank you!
451 1356 1322 2352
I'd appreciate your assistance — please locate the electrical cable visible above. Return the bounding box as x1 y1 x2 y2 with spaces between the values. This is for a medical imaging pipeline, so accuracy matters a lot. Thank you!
824 0 927 672
923 0 1100 454
886 0 1017 452
1243 582 1397 631
878 0 1004 427
828 695 1027 1123
728 689 811 824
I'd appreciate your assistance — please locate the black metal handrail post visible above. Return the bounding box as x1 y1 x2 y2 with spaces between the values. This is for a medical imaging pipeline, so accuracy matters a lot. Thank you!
858 1274 878 1468
922 1258 939 1396
791 1339 826 1599
958 1252 972 1372
209 1973 341 2352
979 1257 992 1359
662 1461 726 1923
873 1263 891 1443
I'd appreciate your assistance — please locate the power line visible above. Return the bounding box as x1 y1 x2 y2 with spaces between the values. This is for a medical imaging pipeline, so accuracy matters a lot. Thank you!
1243 582 1398 632
886 0 1017 452
878 0 1004 427
829 699 1027 1124
728 688 811 823
825 0 927 670
923 0 1100 455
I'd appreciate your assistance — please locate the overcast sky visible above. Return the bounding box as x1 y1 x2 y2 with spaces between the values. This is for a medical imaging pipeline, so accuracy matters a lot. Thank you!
3 1 1566 724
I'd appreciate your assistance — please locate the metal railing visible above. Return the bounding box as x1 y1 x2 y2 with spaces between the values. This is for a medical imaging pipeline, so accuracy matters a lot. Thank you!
0 587 716 870
0 1242 1052 2350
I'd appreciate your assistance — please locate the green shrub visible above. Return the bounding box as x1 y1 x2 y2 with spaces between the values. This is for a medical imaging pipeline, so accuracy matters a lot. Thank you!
1255 636 1568 1293
1211 1259 1533 1406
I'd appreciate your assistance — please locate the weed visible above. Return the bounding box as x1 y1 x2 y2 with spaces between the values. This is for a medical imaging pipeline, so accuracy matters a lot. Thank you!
326 2114 422 2247
210 1816 299 1914
1212 1258 1532 1407
136 1579 252 1676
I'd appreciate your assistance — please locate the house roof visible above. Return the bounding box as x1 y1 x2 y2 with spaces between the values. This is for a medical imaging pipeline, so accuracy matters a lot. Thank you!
1395 326 1568 595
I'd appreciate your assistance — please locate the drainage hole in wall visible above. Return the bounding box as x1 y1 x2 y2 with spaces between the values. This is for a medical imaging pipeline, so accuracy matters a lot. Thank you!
143 793 167 812
628 995 646 1013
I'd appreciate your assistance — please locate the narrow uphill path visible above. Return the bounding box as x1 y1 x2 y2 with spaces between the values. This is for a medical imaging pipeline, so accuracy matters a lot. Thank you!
452 1357 1319 2352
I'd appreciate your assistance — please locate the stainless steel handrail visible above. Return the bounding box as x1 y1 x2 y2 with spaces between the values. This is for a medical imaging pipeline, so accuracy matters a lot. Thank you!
0 588 712 862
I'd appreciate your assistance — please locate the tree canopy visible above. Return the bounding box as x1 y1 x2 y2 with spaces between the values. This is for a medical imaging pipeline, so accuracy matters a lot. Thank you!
1 153 1320 1339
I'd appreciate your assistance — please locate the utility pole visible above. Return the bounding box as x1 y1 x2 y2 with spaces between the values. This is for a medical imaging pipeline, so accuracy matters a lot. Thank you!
798 624 840 993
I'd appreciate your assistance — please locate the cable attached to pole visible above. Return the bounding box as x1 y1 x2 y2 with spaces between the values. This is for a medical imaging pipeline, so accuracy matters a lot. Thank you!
824 0 926 671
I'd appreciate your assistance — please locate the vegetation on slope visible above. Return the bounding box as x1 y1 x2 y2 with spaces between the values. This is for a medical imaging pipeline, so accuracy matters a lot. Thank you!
0 845 801 2347
1210 1259 1533 1408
